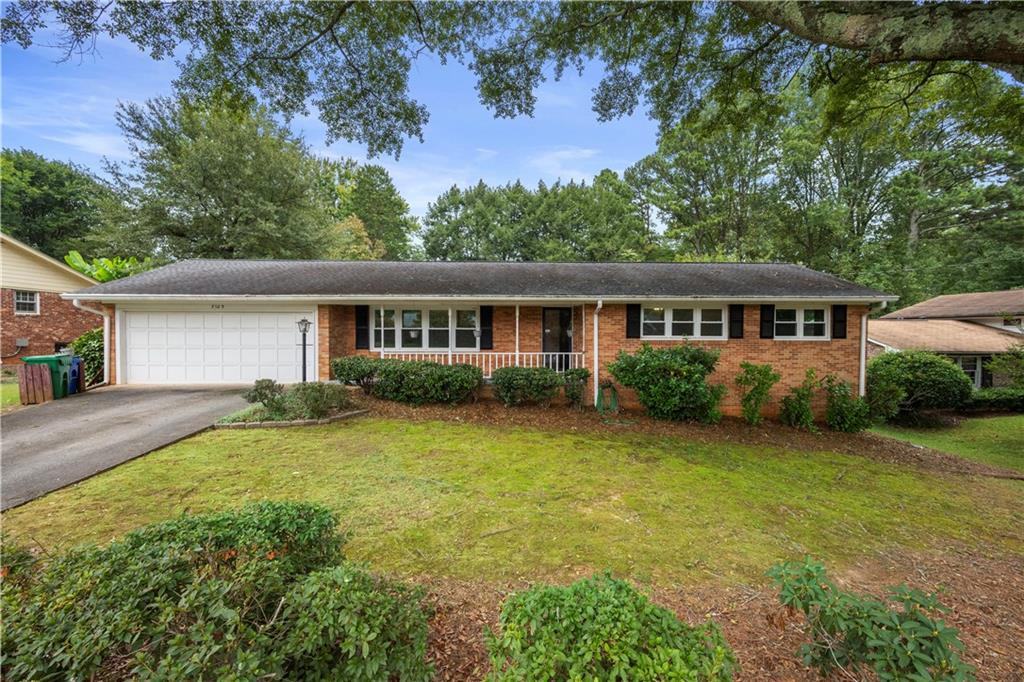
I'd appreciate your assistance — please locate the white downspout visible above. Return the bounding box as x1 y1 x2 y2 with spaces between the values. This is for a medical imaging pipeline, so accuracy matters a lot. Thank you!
858 311 868 396
72 299 110 386
592 300 603 405
515 304 520 367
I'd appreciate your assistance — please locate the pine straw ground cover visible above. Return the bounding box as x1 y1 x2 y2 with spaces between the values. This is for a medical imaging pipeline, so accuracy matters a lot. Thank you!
3 405 1022 679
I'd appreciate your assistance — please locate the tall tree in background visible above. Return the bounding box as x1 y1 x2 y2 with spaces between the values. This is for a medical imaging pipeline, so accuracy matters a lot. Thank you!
347 165 418 260
0 148 118 259
112 96 335 260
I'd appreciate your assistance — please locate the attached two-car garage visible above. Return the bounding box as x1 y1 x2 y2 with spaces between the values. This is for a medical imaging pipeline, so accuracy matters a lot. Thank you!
121 308 316 384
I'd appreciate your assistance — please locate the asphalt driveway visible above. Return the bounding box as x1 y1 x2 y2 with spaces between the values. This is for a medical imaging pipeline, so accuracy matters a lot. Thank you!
1 386 246 510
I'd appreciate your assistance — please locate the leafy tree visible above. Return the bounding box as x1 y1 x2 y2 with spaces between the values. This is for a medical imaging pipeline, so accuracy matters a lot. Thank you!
112 96 335 260
0 148 118 259
326 215 383 260
348 164 417 260
4 2 1020 156
63 250 155 282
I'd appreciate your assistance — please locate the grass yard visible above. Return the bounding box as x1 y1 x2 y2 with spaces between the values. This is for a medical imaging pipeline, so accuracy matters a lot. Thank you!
4 417 1022 587
1 381 21 409
873 414 1024 474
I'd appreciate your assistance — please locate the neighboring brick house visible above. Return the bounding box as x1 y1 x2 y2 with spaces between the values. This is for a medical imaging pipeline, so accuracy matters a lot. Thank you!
1 233 100 366
868 290 1024 388
63 260 895 416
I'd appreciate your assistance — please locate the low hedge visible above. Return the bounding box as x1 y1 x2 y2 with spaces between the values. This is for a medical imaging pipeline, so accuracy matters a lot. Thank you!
608 344 725 423
961 387 1024 412
331 356 379 394
1 502 433 680
486 572 735 680
372 360 482 405
237 379 351 421
562 367 591 409
492 366 563 407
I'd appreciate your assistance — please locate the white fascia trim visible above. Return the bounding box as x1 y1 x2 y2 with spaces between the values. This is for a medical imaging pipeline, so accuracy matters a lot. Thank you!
61 293 899 305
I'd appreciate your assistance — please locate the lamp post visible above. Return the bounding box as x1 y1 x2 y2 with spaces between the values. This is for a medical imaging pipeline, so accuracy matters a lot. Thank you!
297 318 311 382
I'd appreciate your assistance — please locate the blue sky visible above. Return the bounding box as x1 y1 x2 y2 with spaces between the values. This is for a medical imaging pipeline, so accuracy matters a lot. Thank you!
2 34 658 218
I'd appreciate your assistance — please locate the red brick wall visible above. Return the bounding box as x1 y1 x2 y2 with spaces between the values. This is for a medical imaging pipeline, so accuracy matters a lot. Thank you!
0 289 102 365
585 303 866 417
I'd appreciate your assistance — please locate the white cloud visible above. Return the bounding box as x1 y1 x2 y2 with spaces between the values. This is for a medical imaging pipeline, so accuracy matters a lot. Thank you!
39 131 131 158
525 146 601 182
475 147 498 160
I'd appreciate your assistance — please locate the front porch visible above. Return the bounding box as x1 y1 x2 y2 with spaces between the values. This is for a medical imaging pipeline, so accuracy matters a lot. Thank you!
318 303 592 381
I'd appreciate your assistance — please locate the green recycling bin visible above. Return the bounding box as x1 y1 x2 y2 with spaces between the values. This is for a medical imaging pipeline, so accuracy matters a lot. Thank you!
22 354 72 399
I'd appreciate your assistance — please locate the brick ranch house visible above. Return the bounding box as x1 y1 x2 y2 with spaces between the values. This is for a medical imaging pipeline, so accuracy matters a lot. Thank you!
1 233 100 366
63 260 896 416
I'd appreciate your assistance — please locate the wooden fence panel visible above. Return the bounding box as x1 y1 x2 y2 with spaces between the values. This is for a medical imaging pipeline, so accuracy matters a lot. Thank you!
17 364 53 405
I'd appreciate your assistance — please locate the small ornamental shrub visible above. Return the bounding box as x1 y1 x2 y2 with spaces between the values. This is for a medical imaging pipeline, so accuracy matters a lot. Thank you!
768 559 974 681
491 366 563 407
962 387 1024 412
867 351 973 423
734 361 780 425
823 376 873 432
331 355 380 394
780 369 819 431
243 378 288 414
562 367 591 409
485 572 735 681
288 381 351 419
372 360 481 405
69 327 103 386
985 341 1024 388
608 344 726 423
1 502 433 681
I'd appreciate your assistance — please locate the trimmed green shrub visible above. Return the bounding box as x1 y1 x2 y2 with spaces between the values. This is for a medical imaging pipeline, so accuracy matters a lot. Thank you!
985 342 1024 388
288 382 351 419
780 369 819 431
491 366 563 407
823 376 873 432
372 360 481 405
867 351 973 423
562 367 591 409
2 503 433 681
734 361 780 425
962 387 1024 412
607 343 726 423
243 378 288 414
768 558 974 681
69 327 103 386
485 573 735 681
331 355 380 394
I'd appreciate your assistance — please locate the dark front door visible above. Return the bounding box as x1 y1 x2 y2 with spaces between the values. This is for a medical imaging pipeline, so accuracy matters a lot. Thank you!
542 307 572 370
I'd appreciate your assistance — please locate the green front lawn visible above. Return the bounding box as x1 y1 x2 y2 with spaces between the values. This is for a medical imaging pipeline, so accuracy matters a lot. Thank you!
1 381 20 409
5 418 1021 587
873 414 1024 474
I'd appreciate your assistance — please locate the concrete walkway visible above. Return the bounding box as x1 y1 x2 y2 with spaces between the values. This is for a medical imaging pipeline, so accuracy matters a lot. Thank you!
1 386 246 510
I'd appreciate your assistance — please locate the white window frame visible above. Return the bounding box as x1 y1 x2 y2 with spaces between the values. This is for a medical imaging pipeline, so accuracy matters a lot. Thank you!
773 306 830 341
371 305 480 352
640 306 728 340
14 290 40 315
952 355 983 389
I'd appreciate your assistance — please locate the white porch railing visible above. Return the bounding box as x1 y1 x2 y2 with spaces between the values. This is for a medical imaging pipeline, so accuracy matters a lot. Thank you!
379 351 585 378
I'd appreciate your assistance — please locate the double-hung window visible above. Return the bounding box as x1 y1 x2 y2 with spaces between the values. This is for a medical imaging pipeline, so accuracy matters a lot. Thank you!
372 307 479 351
774 307 828 339
641 306 726 340
14 291 39 315
953 355 982 388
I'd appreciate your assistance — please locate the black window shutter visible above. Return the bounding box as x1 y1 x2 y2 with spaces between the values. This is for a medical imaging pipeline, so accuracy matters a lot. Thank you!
832 304 848 339
759 304 775 339
626 304 642 338
479 305 494 349
728 304 744 339
981 356 993 388
354 305 369 349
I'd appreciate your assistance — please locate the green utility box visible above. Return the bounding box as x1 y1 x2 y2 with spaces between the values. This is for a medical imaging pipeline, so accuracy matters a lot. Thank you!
22 354 72 399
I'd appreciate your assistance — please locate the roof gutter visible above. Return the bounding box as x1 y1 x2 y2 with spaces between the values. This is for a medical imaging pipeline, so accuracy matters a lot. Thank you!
72 299 109 386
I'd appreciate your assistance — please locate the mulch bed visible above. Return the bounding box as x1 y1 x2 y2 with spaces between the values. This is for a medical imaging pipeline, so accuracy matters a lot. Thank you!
421 550 1024 681
354 396 1024 480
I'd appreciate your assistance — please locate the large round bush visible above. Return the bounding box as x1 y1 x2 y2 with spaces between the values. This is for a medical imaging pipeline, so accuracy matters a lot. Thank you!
485 572 735 680
866 351 972 422
608 344 725 423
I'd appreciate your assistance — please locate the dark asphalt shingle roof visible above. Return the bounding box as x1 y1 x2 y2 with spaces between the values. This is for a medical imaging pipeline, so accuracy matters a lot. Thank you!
69 260 895 300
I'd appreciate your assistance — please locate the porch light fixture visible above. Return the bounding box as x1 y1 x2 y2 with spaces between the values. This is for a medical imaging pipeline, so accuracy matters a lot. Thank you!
297 318 312 381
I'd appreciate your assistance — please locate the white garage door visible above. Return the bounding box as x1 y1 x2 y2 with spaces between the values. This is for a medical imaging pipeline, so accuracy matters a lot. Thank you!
123 310 316 384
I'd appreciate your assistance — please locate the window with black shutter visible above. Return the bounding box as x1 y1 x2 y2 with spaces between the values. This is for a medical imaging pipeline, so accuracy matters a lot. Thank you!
728 304 744 339
354 305 369 349
759 305 775 339
626 304 642 338
831 304 848 339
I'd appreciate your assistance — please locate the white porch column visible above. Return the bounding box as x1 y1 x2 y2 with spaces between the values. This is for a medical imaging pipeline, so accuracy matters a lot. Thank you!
515 304 520 367
379 305 385 358
592 300 603 405
448 308 453 365
858 310 868 396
